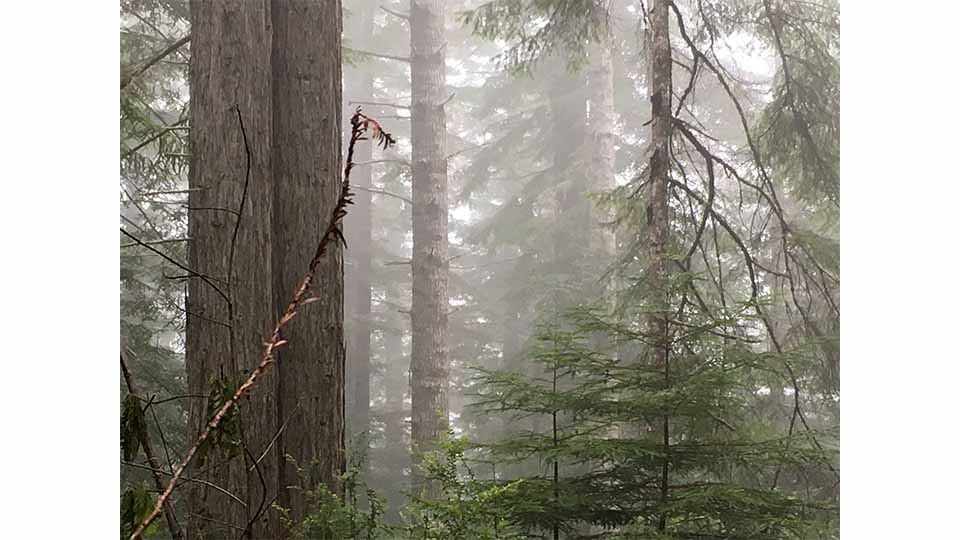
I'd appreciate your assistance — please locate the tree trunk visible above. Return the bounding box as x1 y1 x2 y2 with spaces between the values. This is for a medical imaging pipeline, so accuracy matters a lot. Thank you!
381 327 409 521
409 0 450 493
186 1 344 537
270 0 345 523
647 0 673 532
186 1 276 537
586 36 617 261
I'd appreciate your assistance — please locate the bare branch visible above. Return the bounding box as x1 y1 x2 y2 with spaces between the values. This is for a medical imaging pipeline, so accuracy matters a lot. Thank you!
349 100 410 110
353 185 413 205
122 461 246 508
346 47 411 64
121 34 192 90
380 5 410 21
121 238 190 249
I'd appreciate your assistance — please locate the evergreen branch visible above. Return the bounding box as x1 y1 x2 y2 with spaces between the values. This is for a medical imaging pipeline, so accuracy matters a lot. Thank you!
122 121 189 159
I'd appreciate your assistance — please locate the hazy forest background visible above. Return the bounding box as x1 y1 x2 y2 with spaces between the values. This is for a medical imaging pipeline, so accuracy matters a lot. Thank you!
119 1 840 538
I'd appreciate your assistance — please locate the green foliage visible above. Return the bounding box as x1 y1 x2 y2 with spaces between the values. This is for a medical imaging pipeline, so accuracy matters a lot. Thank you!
120 483 158 539
753 0 841 207
121 393 148 462
458 0 609 72
464 301 839 538
403 437 526 539
276 457 389 540
196 373 242 466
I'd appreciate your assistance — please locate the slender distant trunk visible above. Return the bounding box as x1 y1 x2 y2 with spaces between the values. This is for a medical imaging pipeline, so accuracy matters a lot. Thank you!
382 327 409 520
409 0 450 493
345 3 375 478
270 0 345 523
647 0 673 532
186 2 344 537
186 2 275 537
545 60 588 284
586 36 617 264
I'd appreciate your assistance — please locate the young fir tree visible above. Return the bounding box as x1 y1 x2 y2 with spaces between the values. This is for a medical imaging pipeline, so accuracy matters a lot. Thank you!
469 301 837 538
454 0 840 538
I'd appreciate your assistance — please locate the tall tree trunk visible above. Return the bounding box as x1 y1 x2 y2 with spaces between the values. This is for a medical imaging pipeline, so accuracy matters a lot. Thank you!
186 2 276 537
270 0 346 523
586 36 617 263
186 1 344 537
647 0 673 532
344 2 375 480
409 0 450 492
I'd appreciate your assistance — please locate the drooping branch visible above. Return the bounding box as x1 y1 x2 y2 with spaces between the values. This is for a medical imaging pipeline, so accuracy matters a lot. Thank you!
129 108 395 540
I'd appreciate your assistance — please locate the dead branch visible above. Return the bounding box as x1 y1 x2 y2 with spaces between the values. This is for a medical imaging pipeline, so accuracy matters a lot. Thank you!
122 461 246 508
380 5 410 21
121 34 192 90
349 100 410 110
353 185 413 205
346 47 411 64
129 107 395 540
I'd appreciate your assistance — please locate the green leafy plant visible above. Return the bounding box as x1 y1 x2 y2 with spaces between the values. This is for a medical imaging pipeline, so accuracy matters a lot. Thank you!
121 483 158 539
121 393 148 462
196 373 242 466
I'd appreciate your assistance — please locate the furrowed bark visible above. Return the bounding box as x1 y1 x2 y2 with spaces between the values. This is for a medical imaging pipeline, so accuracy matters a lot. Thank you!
270 0 346 528
185 1 274 537
409 0 450 494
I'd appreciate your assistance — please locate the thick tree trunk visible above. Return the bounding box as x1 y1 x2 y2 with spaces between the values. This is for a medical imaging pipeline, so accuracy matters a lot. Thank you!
186 2 276 537
270 0 345 523
409 0 450 492
186 1 344 537
647 0 673 532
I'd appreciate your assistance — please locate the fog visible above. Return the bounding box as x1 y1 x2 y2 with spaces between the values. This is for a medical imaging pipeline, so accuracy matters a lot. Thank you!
121 1 839 537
